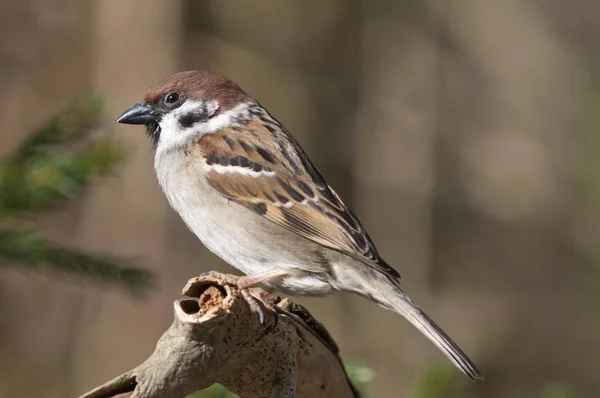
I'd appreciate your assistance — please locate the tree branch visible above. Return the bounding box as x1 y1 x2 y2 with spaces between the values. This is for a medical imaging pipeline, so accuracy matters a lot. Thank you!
78 272 359 398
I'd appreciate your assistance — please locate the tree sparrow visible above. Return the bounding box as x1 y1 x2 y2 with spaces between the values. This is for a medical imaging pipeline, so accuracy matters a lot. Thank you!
117 71 482 380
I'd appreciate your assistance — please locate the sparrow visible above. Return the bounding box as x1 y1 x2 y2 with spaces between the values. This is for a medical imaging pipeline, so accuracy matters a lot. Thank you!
117 70 482 380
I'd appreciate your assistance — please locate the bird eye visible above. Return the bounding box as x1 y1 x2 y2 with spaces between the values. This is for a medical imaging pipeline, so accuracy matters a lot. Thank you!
164 92 180 105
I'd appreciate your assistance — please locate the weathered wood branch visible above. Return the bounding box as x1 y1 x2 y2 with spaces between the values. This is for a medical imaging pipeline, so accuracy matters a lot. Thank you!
78 272 359 398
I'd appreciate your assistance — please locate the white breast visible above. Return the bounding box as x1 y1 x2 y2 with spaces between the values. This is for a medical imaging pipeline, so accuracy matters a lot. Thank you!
153 149 334 296
154 151 253 270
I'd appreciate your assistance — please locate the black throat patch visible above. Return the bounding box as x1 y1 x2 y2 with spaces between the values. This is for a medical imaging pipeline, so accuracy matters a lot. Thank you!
146 122 161 149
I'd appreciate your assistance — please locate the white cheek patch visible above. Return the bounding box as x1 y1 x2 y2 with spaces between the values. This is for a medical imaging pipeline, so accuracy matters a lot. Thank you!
156 101 253 155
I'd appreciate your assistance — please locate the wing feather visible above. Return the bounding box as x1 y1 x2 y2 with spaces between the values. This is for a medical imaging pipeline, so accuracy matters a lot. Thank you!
196 116 401 279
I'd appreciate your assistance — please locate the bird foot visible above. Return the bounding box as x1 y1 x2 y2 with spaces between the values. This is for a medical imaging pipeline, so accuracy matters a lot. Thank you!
199 270 279 291
199 271 278 329
241 289 279 330
248 286 273 298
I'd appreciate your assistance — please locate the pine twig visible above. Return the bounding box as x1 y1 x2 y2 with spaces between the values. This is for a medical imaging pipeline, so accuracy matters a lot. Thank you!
0 228 154 295
10 96 106 162
0 139 125 217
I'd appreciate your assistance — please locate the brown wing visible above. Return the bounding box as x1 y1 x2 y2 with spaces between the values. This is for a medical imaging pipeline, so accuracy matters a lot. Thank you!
195 115 400 280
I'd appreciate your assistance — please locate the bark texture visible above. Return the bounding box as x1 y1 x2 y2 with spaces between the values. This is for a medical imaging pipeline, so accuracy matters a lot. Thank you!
78 272 358 398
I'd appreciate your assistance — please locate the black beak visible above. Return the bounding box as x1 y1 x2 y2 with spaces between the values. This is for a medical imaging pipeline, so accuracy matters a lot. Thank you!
117 102 156 125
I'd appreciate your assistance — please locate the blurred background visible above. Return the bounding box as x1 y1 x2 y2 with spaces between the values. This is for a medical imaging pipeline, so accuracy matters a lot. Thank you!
1 1 599 397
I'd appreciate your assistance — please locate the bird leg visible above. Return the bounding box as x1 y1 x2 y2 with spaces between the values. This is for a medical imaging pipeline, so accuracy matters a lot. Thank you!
200 270 286 289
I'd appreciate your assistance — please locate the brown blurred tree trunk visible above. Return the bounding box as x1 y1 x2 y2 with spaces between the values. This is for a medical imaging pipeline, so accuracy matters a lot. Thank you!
352 1 445 394
427 1 596 396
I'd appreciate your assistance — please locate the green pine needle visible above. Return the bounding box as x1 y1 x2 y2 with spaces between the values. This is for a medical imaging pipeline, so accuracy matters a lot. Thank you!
11 96 106 162
0 96 125 218
0 228 155 295
0 138 125 218
0 95 155 296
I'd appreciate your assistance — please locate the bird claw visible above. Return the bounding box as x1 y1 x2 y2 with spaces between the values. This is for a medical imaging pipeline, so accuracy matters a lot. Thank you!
241 289 279 330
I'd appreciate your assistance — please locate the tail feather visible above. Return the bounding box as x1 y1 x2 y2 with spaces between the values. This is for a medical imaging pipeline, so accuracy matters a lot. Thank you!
380 285 483 380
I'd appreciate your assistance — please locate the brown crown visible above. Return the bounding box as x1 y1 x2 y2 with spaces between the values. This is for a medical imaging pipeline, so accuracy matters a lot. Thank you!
143 71 251 111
